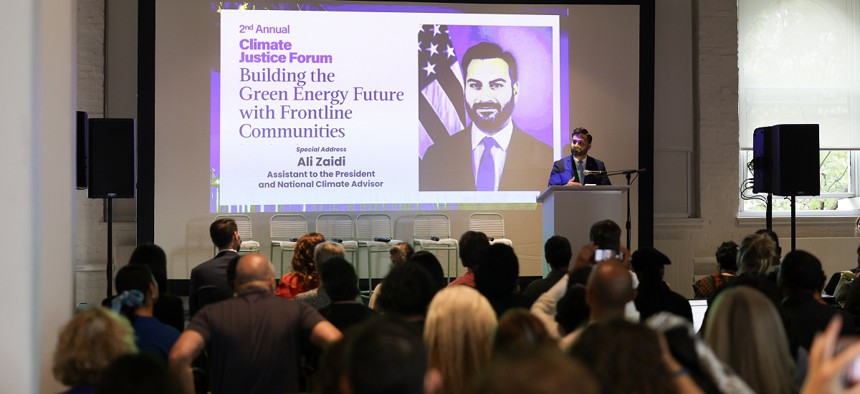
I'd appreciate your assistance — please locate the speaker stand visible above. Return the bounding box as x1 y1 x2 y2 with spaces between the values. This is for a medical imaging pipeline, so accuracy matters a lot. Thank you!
105 194 116 299
766 192 773 231
790 195 796 252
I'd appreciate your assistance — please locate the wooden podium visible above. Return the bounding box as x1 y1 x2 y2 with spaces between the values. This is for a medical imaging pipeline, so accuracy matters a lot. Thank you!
537 186 629 275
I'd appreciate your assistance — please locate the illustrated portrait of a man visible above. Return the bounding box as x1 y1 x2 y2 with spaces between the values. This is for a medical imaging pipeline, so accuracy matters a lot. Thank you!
419 41 552 191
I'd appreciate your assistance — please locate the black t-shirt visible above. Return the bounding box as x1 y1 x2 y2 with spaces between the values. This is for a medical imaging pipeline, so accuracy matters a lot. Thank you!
188 288 325 394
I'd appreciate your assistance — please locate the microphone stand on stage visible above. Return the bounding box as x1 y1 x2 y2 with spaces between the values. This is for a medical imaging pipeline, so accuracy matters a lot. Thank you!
584 168 647 251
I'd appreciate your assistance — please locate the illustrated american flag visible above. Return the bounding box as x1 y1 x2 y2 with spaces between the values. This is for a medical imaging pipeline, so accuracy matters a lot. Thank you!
418 24 467 159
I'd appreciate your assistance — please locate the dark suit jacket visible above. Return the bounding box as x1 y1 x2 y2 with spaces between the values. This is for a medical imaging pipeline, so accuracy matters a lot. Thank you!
547 155 611 186
419 125 552 191
189 250 237 317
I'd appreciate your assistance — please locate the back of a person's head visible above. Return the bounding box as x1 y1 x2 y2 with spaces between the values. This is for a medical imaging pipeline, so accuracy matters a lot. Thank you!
779 250 824 293
342 317 427 394
52 308 137 387
114 264 156 322
556 284 589 335
377 262 437 319
473 347 599 394
755 228 782 256
569 319 675 394
209 218 237 248
314 241 345 266
408 251 446 291
319 257 359 301
475 243 520 298
737 233 777 275
389 242 415 266
704 287 795 394
291 232 326 285
715 240 739 272
493 309 556 354
630 247 671 282
586 260 633 312
544 235 572 271
424 286 497 394
128 244 168 294
95 353 181 394
234 253 274 290
589 220 621 251
459 230 490 269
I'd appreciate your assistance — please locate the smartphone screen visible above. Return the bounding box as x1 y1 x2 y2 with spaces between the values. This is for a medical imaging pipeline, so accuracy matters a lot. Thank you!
594 249 618 262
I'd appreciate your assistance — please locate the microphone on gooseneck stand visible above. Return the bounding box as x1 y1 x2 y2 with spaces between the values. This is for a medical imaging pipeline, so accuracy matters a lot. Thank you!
374 237 391 242
431 236 440 241
583 170 607 176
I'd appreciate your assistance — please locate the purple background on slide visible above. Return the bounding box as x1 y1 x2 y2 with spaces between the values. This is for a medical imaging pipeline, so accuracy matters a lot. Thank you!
448 25 554 147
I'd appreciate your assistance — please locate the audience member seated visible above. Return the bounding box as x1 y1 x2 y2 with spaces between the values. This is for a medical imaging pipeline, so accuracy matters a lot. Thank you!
189 218 241 317
126 244 184 332
631 247 693 323
555 283 589 337
692 240 738 299
473 347 598 394
169 253 341 394
522 235 572 302
449 230 490 287
780 250 855 354
493 309 556 355
340 317 441 394
756 228 783 282
94 353 181 394
295 241 346 309
424 286 497 394
276 232 325 299
318 257 375 332
475 243 533 316
704 286 796 394
375 262 439 331
737 232 777 277
52 308 137 394
410 251 447 292
829 245 860 303
367 242 414 309
569 318 699 394
559 259 635 350
112 264 180 361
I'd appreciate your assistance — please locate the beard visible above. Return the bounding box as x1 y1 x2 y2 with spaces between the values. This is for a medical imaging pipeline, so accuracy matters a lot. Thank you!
466 96 515 133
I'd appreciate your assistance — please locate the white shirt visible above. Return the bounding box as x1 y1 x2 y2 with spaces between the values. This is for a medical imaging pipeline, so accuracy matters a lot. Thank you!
470 121 514 191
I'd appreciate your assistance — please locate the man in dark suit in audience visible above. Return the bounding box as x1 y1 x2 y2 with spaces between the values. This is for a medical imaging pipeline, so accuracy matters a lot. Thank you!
522 235 571 302
170 253 342 394
188 218 241 317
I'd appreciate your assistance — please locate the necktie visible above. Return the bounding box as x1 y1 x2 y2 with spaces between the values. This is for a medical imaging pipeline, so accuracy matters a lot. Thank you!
576 160 584 184
476 137 497 191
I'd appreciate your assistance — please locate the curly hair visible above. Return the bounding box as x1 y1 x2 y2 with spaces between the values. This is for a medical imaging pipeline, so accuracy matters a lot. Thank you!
290 232 325 288
52 308 137 387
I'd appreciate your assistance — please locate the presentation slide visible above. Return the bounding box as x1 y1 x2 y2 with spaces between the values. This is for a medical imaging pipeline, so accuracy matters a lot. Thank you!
212 5 564 212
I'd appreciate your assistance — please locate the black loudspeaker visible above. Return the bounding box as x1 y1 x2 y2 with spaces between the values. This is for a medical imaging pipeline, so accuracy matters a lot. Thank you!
76 111 88 190
752 126 772 193
771 124 820 196
88 118 136 198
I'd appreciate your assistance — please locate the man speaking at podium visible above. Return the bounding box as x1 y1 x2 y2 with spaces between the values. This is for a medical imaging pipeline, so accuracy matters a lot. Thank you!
547 128 611 186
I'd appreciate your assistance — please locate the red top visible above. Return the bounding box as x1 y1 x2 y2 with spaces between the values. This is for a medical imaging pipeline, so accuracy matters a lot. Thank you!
448 271 476 288
276 273 318 299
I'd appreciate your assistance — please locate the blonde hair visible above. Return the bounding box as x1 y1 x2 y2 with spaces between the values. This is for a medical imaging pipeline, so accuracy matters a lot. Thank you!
705 287 796 394
52 308 137 387
424 286 497 394
737 233 776 275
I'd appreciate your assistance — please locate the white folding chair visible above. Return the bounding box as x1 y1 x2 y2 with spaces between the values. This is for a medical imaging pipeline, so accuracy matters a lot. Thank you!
468 213 512 246
356 214 400 298
213 214 260 255
269 214 308 276
412 213 459 282
315 213 359 265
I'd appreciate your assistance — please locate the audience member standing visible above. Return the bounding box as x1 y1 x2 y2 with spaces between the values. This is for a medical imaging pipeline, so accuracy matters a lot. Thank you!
52 308 137 394
113 264 180 361
449 230 490 287
705 286 796 394
169 253 341 394
692 241 738 299
522 235 572 302
276 232 325 299
189 218 241 317
424 286 497 394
